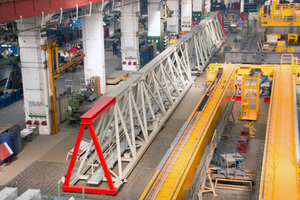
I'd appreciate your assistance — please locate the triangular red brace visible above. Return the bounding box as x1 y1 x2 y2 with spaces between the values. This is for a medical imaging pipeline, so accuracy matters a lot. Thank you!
62 96 117 195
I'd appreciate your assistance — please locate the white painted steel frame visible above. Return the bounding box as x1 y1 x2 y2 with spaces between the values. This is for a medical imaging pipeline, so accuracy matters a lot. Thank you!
187 12 226 72
66 12 226 191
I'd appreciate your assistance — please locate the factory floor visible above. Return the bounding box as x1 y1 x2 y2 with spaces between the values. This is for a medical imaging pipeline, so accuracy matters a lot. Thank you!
0 32 297 200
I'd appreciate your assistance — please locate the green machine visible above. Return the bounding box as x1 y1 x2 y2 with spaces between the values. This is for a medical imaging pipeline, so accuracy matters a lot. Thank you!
113 10 121 37
85 76 99 101
67 92 80 123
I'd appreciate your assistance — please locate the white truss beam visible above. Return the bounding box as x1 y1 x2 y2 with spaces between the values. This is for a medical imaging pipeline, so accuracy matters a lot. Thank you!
64 12 226 193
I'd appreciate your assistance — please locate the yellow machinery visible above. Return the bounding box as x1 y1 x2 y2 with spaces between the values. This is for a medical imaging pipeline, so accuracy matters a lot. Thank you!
140 58 300 199
276 41 294 52
239 73 260 121
169 38 177 45
205 64 222 82
42 41 85 134
257 1 300 26
288 33 299 44
140 65 237 199
207 64 274 82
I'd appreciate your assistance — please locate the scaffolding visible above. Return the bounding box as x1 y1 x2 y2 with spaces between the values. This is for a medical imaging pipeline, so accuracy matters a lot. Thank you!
215 136 247 177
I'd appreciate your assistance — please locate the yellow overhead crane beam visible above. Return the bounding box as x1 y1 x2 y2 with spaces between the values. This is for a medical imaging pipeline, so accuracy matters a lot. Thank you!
259 65 299 200
140 65 237 199
206 64 274 82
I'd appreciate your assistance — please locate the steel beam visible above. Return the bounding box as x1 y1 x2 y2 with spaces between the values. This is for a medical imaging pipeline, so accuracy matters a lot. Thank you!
0 0 108 23
225 51 300 64
62 12 226 195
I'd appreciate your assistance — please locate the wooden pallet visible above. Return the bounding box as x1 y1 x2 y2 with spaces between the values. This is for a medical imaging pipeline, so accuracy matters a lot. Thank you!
106 71 129 85
215 178 253 191
209 167 254 192
106 77 122 85
209 167 254 181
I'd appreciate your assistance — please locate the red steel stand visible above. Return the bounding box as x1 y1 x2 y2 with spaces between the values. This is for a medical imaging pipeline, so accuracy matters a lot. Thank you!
6 157 12 167
62 96 117 195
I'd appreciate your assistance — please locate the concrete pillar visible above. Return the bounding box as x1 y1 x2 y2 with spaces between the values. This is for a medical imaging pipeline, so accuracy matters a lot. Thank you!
193 0 204 24
82 2 106 94
240 0 244 13
167 0 179 36
205 0 211 12
181 0 192 32
121 0 140 71
17 14 52 135
148 0 164 51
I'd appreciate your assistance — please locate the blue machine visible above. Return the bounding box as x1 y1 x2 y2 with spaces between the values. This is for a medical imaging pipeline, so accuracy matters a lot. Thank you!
53 52 65 67
224 45 232 52
140 44 155 67
260 76 271 95
0 42 18 55
0 125 21 164
260 75 268 84
0 95 12 107
71 19 82 27
140 46 149 66
0 90 21 107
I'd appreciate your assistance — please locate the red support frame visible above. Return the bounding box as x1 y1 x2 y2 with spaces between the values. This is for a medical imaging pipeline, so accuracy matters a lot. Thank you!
216 11 226 37
62 96 117 195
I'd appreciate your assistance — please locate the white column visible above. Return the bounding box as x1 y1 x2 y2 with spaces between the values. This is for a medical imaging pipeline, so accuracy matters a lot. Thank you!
148 0 163 51
121 0 140 71
193 0 203 12
82 2 106 94
181 0 192 32
205 0 211 12
17 14 52 135
167 0 179 36
240 0 244 13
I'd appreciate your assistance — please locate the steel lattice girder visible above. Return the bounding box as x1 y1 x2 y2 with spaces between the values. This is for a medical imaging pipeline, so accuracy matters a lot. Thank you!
186 12 226 72
62 12 226 195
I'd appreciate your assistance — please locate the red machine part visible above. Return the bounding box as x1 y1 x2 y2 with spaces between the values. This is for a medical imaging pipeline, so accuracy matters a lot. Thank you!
238 131 249 153
62 96 117 195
